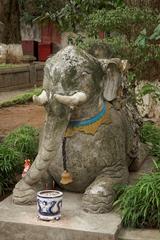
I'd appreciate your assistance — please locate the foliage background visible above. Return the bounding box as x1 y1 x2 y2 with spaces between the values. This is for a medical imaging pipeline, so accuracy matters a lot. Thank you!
0 125 39 196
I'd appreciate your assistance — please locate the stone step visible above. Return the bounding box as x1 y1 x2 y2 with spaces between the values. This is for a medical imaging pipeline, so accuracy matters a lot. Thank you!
0 192 122 240
118 228 160 240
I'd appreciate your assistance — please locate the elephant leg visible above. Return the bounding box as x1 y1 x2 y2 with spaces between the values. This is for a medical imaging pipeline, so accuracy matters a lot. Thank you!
82 166 129 213
13 169 54 205
13 178 40 205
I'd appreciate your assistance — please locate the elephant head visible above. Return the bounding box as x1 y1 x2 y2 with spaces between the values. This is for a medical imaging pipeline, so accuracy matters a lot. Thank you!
13 46 126 205
34 46 124 112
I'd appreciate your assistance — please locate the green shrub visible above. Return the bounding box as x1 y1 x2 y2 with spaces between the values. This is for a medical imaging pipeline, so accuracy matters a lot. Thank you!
86 7 157 40
0 145 23 173
0 125 39 196
4 125 39 160
0 145 23 195
114 172 160 228
34 0 124 32
140 122 160 160
115 123 160 228
79 6 160 82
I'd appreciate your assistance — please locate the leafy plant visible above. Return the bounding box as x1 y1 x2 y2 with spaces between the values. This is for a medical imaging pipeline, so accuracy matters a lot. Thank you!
78 35 160 82
0 145 23 173
114 172 160 228
0 145 23 195
86 7 157 40
135 28 148 47
33 0 124 32
124 0 160 11
0 125 39 196
150 23 160 40
114 122 160 228
18 0 66 24
4 125 39 160
140 122 160 160
138 84 160 101
135 23 160 46
81 6 160 83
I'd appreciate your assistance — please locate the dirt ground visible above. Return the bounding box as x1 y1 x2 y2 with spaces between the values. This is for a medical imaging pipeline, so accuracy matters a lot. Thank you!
0 103 45 136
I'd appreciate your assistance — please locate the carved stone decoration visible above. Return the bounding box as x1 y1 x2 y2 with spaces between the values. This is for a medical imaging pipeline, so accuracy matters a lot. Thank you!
13 46 144 213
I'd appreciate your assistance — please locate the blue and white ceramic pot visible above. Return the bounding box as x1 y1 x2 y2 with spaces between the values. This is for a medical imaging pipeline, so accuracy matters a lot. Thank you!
37 190 63 221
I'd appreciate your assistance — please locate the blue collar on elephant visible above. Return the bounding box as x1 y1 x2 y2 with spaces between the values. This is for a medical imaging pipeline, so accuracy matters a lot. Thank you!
65 102 111 137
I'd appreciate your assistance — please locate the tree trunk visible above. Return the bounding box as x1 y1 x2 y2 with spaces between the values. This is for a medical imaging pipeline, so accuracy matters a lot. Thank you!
0 0 21 44
124 0 160 10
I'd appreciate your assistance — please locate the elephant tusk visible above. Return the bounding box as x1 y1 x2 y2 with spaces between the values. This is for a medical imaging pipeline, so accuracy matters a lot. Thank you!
54 92 87 107
33 90 48 105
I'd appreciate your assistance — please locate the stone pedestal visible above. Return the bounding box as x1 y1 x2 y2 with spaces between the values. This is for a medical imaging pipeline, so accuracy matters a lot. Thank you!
0 192 121 240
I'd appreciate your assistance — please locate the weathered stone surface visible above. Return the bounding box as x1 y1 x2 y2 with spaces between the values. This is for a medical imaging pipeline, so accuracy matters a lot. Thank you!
100 58 122 102
0 43 23 64
118 228 160 240
13 46 143 213
129 156 154 184
129 143 149 172
0 192 121 240
135 80 160 123
7 44 23 63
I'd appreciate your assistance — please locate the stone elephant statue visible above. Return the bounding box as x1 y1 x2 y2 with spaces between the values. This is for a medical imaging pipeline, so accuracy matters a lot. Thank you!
13 46 142 213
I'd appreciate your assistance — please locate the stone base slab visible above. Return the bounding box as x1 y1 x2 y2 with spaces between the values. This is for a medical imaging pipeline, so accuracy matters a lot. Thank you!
0 192 121 240
118 228 160 240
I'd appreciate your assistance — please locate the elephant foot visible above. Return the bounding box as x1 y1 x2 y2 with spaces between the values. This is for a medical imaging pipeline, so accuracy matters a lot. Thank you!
82 168 129 213
82 182 115 214
13 179 37 205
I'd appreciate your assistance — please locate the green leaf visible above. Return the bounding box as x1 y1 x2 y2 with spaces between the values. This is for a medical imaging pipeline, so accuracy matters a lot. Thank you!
135 28 147 47
150 24 160 40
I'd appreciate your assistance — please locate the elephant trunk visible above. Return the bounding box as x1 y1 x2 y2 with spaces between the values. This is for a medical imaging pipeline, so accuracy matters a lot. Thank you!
25 92 87 184
23 113 69 185
22 92 87 185
13 98 70 204
13 91 86 204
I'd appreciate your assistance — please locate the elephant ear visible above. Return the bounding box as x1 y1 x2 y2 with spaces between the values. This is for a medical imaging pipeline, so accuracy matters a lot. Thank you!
99 58 123 102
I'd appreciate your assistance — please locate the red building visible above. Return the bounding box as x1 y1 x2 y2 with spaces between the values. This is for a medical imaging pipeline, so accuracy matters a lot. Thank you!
21 21 62 61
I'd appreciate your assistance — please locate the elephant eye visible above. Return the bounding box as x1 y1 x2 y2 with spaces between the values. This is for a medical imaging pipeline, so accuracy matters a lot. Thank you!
82 71 90 77
68 90 79 96
82 72 87 76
